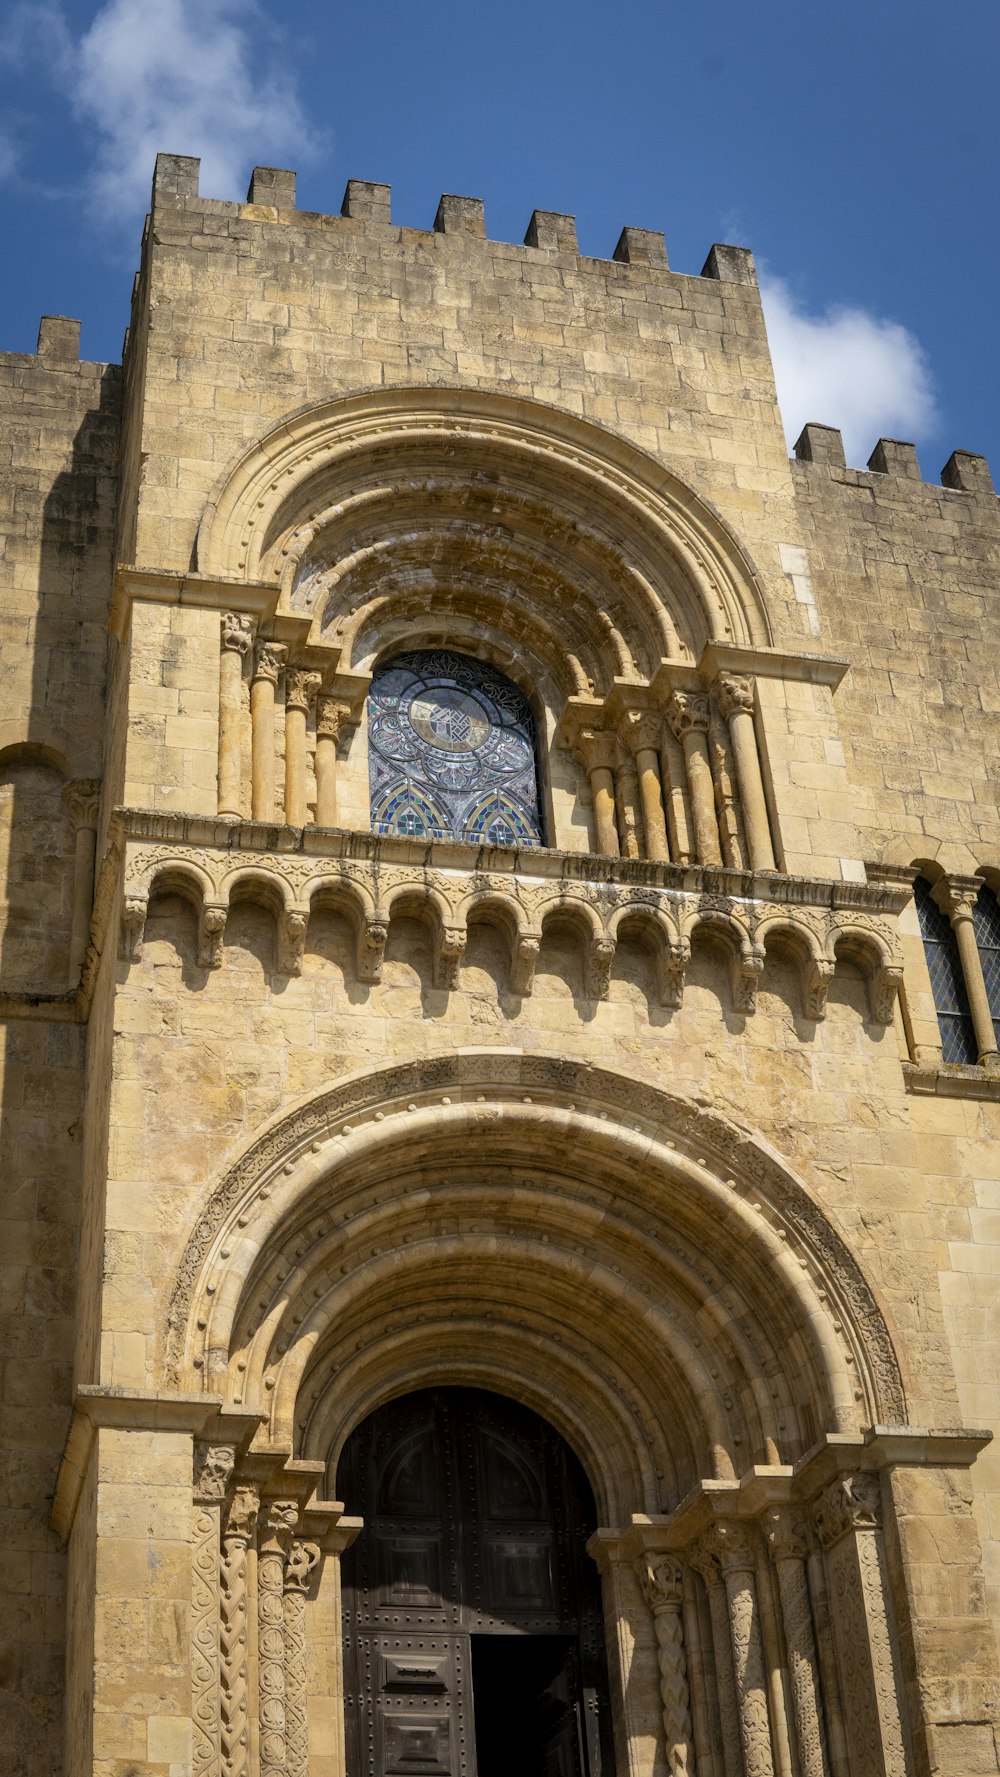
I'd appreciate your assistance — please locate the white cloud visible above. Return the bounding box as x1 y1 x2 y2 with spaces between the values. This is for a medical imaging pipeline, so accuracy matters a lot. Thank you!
7 0 315 223
760 274 938 469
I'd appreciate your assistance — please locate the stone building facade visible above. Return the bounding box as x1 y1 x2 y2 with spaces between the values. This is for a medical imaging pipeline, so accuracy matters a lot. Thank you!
2 152 1000 1777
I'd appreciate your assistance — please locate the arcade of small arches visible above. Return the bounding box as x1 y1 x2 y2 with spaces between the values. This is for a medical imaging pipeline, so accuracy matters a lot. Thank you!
164 1054 930 1777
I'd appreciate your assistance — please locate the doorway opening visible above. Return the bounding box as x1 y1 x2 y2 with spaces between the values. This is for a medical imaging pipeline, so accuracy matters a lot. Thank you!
471 1634 584 1777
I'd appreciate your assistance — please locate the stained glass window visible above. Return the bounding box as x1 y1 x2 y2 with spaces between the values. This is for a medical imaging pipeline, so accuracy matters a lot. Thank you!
972 882 1000 1047
368 650 544 847
913 876 978 1064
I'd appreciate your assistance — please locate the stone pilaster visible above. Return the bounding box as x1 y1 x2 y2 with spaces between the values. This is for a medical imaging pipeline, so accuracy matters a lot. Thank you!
815 1474 910 1777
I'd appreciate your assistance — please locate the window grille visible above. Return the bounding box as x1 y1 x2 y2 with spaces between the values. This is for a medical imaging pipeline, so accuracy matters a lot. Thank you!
913 876 978 1064
972 882 1000 1048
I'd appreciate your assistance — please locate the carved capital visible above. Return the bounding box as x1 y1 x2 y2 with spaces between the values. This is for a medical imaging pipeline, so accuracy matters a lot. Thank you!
61 777 101 830
285 668 322 714
284 1539 321 1595
815 1471 881 1548
687 1539 722 1588
704 1519 758 1576
193 1440 236 1503
619 711 664 757
222 612 254 657
316 696 349 742
932 873 983 925
260 1498 299 1555
667 689 710 740
870 960 904 1026
715 672 756 722
252 640 287 686
763 1506 810 1564
223 1483 259 1546
637 1554 685 1614
575 728 619 776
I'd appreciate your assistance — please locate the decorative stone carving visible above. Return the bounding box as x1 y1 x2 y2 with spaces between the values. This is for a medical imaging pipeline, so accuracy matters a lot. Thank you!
764 1509 830 1777
815 1474 910 1777
61 777 102 830
510 930 542 997
434 924 467 990
586 934 616 1000
688 1541 743 1777
715 674 756 721
278 907 309 976
637 1556 697 1777
259 1500 299 1777
285 668 321 714
221 1484 259 1777
816 1472 881 1548
222 612 254 657
119 890 148 962
657 935 691 1009
316 695 347 742
733 945 766 1014
198 903 228 970
804 957 836 1022
193 1441 235 1502
703 1523 775 1777
284 1541 320 1777
253 641 288 686
667 690 711 738
870 961 904 1026
356 916 388 983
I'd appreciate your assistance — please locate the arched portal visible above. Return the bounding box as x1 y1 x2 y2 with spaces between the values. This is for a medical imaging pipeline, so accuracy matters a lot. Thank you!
338 1386 612 1777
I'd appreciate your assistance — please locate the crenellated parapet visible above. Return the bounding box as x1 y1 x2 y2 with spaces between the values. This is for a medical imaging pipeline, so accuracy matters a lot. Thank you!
95 809 908 1025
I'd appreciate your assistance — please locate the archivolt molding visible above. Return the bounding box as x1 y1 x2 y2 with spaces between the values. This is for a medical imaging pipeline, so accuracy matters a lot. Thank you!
164 1050 907 1519
192 388 773 683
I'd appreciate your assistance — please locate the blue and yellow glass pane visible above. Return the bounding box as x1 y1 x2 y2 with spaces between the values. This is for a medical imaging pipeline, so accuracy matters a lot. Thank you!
368 650 543 847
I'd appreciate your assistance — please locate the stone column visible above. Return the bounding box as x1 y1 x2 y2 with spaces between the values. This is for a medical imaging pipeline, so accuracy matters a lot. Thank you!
708 1522 775 1777
221 1484 259 1777
815 1473 910 1777
250 642 287 823
258 1499 299 1777
60 777 101 983
315 697 346 828
284 670 321 826
284 1539 321 1777
661 727 695 863
615 760 642 859
715 675 776 872
932 875 999 1066
688 1542 743 1777
576 730 621 858
192 1442 236 1777
667 692 723 867
637 1555 697 1777
764 1509 829 1777
218 613 253 818
621 714 670 860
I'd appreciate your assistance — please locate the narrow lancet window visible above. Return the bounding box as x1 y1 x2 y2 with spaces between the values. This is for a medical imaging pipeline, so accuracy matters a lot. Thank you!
368 649 543 846
972 882 1000 1049
913 875 977 1064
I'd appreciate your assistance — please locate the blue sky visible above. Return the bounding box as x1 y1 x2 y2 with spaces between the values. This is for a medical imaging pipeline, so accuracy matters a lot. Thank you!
1 0 996 476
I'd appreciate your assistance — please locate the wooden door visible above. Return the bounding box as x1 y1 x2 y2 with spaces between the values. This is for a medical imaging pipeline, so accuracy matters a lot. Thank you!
339 1388 611 1777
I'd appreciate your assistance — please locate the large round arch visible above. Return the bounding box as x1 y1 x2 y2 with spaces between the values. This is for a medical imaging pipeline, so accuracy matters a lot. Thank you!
193 388 772 697
167 1051 906 1526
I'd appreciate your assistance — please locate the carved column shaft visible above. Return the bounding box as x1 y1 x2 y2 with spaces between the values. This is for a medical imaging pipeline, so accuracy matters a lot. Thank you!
638 1557 697 1777
615 761 642 859
716 676 775 872
221 1485 259 1777
765 1511 829 1777
284 1540 320 1777
621 715 670 861
285 672 321 826
191 1443 236 1777
710 1525 775 1777
816 1474 910 1777
251 643 287 823
668 694 723 866
61 778 101 983
315 698 344 828
661 729 695 864
259 1500 299 1777
934 876 999 1063
690 1549 743 1777
219 614 253 818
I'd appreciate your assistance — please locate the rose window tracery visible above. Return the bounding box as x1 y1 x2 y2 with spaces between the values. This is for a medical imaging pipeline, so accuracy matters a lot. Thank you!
368 650 543 846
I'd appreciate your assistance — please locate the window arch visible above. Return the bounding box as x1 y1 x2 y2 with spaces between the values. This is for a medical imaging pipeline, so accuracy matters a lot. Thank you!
913 875 978 1064
368 649 544 847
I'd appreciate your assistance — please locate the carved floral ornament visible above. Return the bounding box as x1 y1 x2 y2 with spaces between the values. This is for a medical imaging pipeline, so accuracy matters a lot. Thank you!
192 388 774 685
115 828 905 1023
163 1050 906 1513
